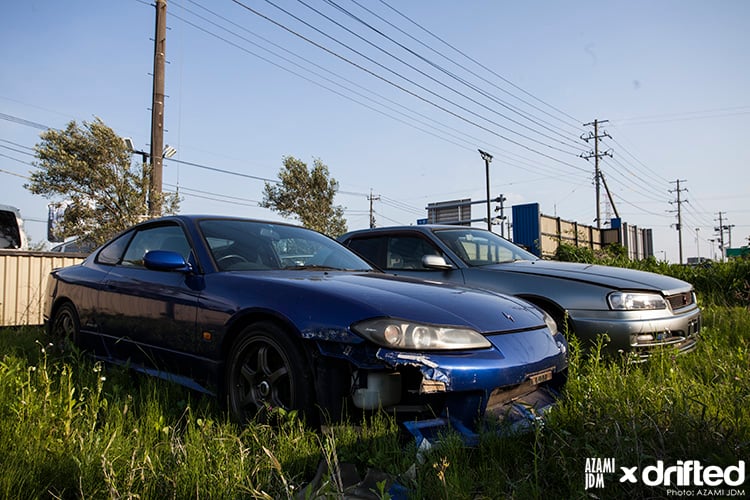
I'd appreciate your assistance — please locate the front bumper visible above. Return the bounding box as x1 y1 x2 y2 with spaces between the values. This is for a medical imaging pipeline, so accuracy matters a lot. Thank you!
357 328 568 427
569 305 701 359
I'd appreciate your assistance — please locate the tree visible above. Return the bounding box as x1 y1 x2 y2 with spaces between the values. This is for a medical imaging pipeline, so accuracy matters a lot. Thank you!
261 156 347 237
26 118 179 245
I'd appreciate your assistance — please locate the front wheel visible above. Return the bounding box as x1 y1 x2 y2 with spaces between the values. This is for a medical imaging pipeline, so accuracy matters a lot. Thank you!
226 322 315 425
50 302 80 352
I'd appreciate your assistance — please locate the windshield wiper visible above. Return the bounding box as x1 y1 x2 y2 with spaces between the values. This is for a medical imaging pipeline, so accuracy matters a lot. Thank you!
283 265 339 271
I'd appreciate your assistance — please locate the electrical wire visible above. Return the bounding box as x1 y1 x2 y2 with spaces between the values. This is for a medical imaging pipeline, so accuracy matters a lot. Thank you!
228 0 590 172
171 4 485 152
173 1 592 178
298 0 583 153
377 0 582 128
324 0 584 148
0 112 50 130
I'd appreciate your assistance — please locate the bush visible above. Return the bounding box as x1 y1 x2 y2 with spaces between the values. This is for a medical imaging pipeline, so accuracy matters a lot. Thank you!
553 243 750 307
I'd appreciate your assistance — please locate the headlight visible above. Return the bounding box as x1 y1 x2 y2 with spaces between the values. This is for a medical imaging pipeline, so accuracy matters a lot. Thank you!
542 311 558 335
351 318 491 350
608 291 667 310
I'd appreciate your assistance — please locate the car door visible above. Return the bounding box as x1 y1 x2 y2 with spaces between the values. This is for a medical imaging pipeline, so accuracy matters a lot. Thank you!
97 222 202 372
346 232 467 285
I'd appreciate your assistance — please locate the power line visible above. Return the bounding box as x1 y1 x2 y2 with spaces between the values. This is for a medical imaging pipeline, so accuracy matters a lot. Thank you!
166 157 279 184
265 0 580 155
603 130 670 185
0 142 36 158
170 5 484 152
342 0 584 142
0 163 31 180
611 106 750 126
377 0 582 128
228 0 588 172
308 0 583 151
0 112 51 130
175 1 591 177
163 182 261 207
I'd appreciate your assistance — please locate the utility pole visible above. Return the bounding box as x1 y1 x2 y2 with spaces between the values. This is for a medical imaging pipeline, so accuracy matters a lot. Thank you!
478 149 493 231
669 179 688 265
581 119 612 229
494 194 507 237
368 190 380 229
715 212 726 261
149 0 167 217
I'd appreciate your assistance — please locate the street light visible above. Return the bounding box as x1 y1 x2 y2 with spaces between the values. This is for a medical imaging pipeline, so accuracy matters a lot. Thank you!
123 137 149 164
163 145 177 159
478 149 493 231
123 138 177 216
124 138 177 162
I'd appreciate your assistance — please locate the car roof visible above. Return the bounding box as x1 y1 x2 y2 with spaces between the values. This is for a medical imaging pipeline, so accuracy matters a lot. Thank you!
138 214 305 228
341 225 487 238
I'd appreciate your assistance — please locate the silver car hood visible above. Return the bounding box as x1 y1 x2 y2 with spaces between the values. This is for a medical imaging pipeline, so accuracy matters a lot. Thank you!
490 260 693 294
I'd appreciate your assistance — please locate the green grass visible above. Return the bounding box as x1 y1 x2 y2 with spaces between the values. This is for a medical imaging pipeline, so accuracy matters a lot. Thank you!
1 307 748 498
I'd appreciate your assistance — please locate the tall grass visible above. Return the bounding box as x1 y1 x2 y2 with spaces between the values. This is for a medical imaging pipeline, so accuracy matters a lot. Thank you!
1 306 748 498
410 306 750 498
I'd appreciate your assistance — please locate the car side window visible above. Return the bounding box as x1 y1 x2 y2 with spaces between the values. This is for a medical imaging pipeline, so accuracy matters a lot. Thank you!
96 231 134 265
346 237 387 268
121 224 191 268
387 236 444 270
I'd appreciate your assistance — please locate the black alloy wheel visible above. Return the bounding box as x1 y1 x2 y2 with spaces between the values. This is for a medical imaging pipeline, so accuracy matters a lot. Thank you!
51 302 80 350
227 322 314 425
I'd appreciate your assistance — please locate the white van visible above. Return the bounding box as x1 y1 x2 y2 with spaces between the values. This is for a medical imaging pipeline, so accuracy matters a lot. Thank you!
0 204 28 250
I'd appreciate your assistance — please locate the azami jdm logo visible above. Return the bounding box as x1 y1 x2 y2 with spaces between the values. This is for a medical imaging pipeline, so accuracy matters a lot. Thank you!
585 458 746 495
585 457 616 490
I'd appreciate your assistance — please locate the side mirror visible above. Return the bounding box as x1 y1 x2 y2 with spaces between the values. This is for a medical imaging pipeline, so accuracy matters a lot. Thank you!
144 250 192 273
422 254 453 270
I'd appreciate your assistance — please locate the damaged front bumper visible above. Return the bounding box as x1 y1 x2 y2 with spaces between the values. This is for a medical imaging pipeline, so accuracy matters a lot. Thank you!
315 326 568 430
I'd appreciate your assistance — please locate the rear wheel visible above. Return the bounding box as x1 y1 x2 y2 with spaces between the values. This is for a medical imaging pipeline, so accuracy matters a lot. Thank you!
226 322 315 425
50 302 80 352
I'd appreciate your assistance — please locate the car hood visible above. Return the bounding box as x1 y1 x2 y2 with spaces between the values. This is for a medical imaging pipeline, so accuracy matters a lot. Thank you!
215 271 546 334
490 260 692 293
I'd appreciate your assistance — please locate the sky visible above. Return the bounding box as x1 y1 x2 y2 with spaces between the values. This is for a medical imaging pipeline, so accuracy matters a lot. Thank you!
1 0 748 262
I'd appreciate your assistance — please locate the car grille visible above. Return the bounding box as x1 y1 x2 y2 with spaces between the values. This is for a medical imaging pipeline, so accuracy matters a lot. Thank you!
666 292 694 311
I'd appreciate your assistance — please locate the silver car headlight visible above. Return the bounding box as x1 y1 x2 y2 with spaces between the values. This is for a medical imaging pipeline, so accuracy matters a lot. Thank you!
351 318 491 350
542 311 559 335
608 291 667 310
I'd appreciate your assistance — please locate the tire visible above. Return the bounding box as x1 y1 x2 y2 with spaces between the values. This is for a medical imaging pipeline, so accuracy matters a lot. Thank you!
226 321 315 425
50 302 80 351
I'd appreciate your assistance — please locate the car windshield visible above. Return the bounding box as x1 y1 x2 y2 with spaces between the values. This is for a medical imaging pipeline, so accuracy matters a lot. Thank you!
434 228 538 266
199 219 373 272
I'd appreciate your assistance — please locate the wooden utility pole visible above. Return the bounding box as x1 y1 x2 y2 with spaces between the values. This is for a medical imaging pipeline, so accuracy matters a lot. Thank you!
149 0 167 217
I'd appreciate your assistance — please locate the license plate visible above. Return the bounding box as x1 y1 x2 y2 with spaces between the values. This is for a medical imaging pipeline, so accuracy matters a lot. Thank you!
528 369 553 385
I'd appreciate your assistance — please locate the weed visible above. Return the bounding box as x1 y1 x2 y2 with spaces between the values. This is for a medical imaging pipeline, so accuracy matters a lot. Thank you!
0 307 748 498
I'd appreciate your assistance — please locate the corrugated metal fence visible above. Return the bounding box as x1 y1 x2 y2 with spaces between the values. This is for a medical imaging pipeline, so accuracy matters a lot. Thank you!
0 250 86 327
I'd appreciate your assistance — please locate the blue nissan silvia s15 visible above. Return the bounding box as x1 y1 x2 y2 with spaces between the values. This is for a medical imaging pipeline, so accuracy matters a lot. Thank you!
45 215 567 428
